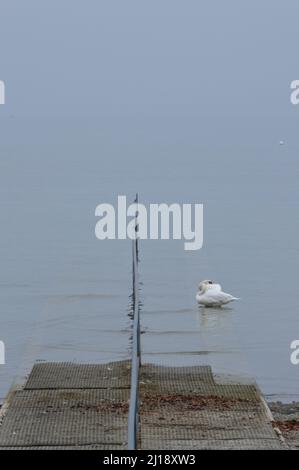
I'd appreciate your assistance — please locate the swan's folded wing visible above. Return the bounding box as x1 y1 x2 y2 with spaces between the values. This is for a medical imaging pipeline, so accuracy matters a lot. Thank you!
207 283 222 293
205 291 230 303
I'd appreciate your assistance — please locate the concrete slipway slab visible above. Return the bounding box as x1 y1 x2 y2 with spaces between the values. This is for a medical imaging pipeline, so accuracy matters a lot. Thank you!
0 361 130 449
139 364 286 450
0 361 286 450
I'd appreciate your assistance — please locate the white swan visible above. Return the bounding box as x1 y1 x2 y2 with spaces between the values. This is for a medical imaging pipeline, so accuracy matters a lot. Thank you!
196 280 239 307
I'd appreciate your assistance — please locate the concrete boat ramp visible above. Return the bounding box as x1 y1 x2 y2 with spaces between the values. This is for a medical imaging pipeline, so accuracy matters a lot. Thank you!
0 360 286 450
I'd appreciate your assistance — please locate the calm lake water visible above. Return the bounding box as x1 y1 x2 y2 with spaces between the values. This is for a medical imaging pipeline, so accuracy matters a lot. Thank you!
0 117 298 402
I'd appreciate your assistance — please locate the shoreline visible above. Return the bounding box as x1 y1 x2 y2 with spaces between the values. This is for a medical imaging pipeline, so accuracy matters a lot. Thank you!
268 401 299 450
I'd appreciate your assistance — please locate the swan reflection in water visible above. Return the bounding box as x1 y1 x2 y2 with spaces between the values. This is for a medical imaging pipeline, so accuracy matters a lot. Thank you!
196 305 234 330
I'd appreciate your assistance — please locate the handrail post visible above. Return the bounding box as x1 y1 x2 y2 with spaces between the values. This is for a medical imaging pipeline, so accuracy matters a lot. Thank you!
127 194 141 450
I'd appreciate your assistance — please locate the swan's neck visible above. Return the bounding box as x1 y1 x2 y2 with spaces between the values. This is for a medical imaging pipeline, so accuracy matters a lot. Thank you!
199 284 208 294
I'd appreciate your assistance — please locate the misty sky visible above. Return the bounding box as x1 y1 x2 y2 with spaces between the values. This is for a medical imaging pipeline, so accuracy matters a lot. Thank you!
0 0 298 127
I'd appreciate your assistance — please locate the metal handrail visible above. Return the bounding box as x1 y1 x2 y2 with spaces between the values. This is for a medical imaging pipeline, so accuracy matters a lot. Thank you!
127 194 141 450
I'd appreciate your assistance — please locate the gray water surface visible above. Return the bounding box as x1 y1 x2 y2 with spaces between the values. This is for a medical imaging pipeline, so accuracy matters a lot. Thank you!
0 117 298 402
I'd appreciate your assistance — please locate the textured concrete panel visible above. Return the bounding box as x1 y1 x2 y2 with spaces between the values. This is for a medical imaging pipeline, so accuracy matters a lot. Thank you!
25 361 131 390
0 389 129 447
140 364 285 450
